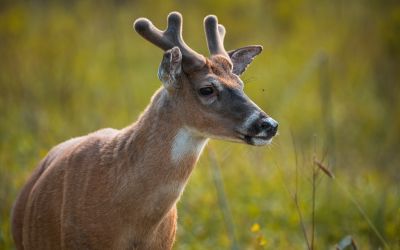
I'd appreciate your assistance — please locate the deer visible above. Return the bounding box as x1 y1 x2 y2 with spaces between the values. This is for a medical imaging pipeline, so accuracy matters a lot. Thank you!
11 12 278 250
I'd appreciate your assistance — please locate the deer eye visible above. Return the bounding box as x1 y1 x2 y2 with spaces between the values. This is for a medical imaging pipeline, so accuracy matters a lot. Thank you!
198 87 214 96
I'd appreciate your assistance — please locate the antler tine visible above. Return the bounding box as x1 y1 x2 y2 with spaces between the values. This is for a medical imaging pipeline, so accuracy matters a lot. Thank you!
204 15 230 59
134 12 205 71
134 17 172 50
218 24 226 41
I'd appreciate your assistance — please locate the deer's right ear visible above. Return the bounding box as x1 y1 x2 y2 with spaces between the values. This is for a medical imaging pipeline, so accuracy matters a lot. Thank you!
228 45 263 76
158 47 183 90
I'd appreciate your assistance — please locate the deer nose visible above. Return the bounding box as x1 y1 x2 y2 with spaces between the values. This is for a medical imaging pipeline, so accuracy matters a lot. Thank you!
259 117 278 136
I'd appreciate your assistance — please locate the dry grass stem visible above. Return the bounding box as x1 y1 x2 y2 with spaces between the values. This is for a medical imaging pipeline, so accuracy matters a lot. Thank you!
314 159 335 179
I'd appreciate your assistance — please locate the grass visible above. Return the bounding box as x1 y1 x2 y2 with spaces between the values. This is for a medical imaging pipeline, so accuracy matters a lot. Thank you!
1 1 400 249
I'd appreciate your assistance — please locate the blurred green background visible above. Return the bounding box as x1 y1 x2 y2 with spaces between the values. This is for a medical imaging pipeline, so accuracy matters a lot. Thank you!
1 0 399 249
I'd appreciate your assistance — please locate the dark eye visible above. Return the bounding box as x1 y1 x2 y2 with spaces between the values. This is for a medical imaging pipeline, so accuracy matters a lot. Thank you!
198 87 214 96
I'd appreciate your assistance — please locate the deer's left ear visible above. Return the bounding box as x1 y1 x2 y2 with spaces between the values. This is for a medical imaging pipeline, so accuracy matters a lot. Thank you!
228 45 263 76
158 47 183 90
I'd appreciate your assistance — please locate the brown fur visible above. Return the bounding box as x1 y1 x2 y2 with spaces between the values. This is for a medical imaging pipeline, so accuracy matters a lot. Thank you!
12 13 274 250
12 88 196 249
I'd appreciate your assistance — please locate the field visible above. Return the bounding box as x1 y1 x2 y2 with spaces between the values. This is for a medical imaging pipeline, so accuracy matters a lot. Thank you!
0 0 399 249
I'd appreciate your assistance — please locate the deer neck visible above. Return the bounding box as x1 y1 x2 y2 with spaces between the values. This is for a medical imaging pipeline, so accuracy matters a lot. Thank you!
116 88 208 207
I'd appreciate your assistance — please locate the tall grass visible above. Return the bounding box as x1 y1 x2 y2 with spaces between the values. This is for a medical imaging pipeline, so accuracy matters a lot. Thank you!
1 1 400 249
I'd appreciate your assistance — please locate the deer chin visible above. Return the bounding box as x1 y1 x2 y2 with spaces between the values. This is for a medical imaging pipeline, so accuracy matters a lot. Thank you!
244 135 273 146
236 132 274 146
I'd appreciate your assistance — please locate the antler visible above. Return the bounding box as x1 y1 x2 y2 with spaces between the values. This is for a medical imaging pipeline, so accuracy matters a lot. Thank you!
204 15 231 61
134 12 206 72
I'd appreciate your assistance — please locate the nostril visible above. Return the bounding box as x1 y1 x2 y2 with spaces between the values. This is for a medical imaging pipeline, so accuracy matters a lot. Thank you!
260 120 272 130
260 117 278 135
271 122 278 134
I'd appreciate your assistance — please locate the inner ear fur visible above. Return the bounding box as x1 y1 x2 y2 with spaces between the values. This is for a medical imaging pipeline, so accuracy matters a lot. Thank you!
158 47 183 90
228 45 262 76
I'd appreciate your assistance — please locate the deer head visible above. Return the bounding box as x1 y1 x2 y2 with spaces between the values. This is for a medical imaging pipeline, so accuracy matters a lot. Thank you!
134 12 278 146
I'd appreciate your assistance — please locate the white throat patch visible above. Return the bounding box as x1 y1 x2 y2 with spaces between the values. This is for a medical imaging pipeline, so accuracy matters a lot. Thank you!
171 128 208 164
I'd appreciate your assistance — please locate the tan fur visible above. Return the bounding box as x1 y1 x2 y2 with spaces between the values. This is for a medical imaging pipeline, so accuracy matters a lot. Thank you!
12 13 276 250
11 62 237 249
12 88 198 249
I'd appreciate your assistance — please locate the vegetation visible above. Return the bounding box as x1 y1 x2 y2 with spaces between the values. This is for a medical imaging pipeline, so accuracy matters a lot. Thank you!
1 0 399 249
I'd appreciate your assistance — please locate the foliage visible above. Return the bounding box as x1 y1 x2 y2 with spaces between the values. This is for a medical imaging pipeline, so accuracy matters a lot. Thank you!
0 0 399 249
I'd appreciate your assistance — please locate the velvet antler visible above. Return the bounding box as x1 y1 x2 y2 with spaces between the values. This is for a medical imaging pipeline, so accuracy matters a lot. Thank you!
134 12 206 72
203 15 231 61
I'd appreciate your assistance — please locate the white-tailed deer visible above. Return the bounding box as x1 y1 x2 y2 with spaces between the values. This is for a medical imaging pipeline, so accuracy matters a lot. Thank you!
11 12 278 250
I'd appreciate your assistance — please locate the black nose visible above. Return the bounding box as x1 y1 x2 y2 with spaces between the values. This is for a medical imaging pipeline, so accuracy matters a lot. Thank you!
260 117 278 136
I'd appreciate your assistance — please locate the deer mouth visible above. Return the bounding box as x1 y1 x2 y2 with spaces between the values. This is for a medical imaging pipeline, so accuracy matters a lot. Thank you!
236 132 273 146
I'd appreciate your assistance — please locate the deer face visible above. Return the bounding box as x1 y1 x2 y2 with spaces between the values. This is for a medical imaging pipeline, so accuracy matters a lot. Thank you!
158 47 278 146
135 12 278 146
